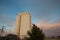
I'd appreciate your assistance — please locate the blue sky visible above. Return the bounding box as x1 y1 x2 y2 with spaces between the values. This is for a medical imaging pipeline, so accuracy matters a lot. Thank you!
0 0 60 36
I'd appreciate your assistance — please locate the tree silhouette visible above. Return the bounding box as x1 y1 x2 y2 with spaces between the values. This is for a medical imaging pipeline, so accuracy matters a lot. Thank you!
24 24 45 40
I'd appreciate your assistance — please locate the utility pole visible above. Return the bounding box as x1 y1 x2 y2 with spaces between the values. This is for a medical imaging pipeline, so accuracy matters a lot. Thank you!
0 26 5 36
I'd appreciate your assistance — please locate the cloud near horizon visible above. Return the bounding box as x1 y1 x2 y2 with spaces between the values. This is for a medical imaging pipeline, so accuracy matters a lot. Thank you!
35 18 60 30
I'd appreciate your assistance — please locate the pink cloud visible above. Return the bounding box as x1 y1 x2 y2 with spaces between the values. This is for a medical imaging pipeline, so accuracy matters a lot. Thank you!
35 19 60 30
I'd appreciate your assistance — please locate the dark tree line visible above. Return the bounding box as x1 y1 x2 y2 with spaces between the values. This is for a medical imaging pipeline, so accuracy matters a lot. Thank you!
0 34 20 40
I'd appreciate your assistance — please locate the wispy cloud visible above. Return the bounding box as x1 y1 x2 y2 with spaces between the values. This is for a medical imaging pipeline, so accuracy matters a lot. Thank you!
35 18 60 30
